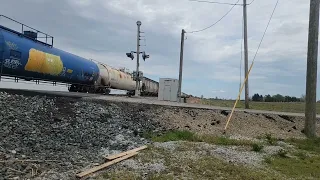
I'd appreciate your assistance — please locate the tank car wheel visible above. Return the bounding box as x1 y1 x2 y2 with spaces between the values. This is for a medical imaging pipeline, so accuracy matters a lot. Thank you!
104 88 110 95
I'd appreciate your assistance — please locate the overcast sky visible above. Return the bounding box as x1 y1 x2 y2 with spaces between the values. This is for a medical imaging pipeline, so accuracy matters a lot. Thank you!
0 0 316 99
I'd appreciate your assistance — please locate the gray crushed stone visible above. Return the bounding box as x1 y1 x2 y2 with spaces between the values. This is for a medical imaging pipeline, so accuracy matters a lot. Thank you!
119 159 166 173
209 146 264 166
153 141 178 151
263 146 284 155
0 92 167 180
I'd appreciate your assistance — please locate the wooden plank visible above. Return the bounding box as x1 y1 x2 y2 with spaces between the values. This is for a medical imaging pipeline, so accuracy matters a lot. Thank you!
105 145 147 160
76 152 138 178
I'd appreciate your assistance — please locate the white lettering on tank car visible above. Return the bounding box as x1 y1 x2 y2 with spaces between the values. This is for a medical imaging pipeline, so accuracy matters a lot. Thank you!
60 67 66 77
3 59 22 69
5 41 18 50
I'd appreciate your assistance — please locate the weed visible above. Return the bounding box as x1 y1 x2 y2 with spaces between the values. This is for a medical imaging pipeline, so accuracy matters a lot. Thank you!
264 157 272 164
293 151 307 160
251 143 264 152
151 130 198 142
265 133 277 145
277 149 288 158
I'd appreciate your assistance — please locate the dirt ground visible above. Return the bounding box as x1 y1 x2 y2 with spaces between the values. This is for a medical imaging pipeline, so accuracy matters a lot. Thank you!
155 106 320 139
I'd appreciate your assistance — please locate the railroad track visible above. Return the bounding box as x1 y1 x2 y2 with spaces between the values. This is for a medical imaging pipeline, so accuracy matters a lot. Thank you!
1 87 318 118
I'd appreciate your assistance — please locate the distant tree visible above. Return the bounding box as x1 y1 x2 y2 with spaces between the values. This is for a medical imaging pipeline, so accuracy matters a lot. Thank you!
252 93 263 102
272 94 284 102
259 95 263 101
264 94 273 102
284 96 291 102
300 94 306 102
252 93 260 101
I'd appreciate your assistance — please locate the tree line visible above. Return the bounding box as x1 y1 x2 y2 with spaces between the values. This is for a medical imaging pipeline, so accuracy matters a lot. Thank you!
251 93 305 102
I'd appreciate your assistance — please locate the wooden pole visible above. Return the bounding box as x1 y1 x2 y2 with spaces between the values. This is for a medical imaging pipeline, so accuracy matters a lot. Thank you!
243 0 250 109
305 0 319 138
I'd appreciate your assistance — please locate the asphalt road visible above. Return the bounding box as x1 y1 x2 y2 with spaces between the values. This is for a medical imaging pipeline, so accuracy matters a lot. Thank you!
0 87 318 118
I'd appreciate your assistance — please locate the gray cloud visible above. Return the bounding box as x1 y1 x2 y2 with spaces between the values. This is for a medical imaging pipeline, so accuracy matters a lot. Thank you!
0 0 318 99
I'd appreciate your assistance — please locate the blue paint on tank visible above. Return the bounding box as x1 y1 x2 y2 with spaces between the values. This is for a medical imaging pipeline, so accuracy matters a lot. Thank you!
0 25 99 85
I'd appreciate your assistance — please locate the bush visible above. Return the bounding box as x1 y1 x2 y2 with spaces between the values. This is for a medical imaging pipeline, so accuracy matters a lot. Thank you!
251 143 264 152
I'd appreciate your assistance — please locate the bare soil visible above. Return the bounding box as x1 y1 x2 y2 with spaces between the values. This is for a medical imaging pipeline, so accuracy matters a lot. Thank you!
156 106 320 139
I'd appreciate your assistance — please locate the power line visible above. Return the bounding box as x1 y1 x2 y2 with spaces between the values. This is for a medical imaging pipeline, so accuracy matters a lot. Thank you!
188 0 255 5
248 0 255 5
187 0 240 33
250 0 279 66
224 0 280 132
188 0 242 5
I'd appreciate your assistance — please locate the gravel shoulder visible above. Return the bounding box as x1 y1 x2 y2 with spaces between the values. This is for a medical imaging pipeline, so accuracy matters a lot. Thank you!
1 92 319 179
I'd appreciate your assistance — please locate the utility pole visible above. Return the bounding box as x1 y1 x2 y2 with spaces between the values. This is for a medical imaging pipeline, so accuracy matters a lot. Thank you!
243 0 249 109
305 0 319 138
178 29 186 102
135 21 142 97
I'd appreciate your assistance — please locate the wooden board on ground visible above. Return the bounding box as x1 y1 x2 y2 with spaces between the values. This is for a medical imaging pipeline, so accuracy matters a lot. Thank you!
76 152 138 178
105 145 147 160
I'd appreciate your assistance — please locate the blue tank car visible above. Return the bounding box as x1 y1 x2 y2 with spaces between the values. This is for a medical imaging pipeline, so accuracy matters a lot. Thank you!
0 19 100 87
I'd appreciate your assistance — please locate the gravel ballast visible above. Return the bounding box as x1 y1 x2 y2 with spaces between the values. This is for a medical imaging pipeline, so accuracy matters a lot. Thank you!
0 92 166 180
1 91 319 179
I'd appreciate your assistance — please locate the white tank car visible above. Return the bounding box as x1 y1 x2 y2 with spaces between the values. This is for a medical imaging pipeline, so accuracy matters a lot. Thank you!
96 63 136 91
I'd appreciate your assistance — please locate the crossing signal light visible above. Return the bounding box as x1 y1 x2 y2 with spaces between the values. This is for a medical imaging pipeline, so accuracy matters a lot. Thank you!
142 51 149 61
126 52 134 60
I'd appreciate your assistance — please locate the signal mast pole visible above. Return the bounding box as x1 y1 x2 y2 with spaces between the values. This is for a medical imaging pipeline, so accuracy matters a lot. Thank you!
243 0 249 109
135 21 142 97
178 29 186 102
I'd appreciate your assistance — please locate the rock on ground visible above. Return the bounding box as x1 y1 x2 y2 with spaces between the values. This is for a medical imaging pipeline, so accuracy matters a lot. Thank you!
0 92 166 180
1 91 319 179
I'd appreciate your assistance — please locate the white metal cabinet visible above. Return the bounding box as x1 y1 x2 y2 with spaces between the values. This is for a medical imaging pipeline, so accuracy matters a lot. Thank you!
158 78 179 102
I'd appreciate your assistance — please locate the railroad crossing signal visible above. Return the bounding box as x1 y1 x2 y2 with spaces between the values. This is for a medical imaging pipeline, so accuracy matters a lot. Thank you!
126 51 134 60
126 51 149 61
142 51 149 61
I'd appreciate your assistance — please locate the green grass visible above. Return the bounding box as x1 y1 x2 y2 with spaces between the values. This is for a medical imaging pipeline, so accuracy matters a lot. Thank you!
99 144 282 180
149 130 197 142
147 130 257 146
266 154 320 179
265 133 278 145
287 137 320 152
251 143 264 152
263 137 320 179
201 99 320 114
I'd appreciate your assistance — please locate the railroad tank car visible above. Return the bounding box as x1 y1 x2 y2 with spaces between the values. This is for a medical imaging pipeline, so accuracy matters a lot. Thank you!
0 24 100 88
0 15 160 96
95 62 136 91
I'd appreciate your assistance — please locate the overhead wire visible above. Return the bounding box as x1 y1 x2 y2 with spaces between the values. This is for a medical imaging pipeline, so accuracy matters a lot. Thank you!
188 0 242 6
188 0 255 6
224 0 280 132
248 0 255 5
187 0 240 33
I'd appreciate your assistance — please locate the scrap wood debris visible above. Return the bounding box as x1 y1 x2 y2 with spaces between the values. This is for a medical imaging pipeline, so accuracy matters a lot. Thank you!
105 145 148 160
75 145 147 178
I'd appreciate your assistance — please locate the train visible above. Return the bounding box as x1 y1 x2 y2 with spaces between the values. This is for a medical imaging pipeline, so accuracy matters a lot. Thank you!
0 15 159 96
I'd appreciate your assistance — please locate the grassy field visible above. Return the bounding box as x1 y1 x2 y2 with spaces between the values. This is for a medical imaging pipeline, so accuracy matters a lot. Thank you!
98 130 320 180
201 99 320 114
